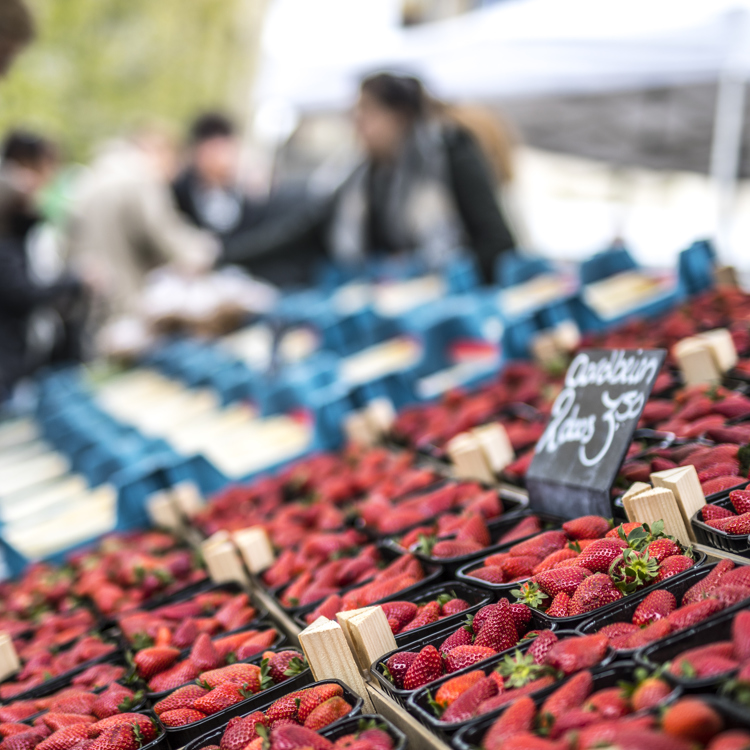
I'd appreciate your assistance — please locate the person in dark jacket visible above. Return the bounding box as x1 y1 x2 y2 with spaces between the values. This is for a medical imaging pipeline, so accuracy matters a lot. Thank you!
221 73 516 284
0 131 83 400
0 0 34 78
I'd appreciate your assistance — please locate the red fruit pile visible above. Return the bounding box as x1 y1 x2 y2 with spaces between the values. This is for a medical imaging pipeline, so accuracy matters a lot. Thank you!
379 592 470 635
302 555 428 624
479 667 674 748
69 531 206 616
154 650 307 727
425 632 610 724
0 710 158 750
119 591 259 651
701 489 750 535
0 637 117 700
382 600 533 691
197 682 353 749
135 630 281 693
594 560 750 650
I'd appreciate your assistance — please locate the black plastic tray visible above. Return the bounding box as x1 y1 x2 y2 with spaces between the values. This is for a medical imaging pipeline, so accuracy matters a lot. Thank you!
369 608 555 707
145 622 288 701
407 629 615 740
294 580 491 642
692 494 750 556
320 714 408 750
174 679 362 750
450 659 680 748
636 604 749 692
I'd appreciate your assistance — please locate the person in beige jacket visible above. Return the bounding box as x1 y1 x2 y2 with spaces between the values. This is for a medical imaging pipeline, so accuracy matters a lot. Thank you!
67 127 219 320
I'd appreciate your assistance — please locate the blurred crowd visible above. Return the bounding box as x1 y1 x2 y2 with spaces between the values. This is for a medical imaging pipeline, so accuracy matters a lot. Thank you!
0 0 518 401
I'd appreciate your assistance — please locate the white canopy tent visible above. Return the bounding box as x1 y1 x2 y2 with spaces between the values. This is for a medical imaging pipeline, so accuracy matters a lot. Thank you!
253 0 750 263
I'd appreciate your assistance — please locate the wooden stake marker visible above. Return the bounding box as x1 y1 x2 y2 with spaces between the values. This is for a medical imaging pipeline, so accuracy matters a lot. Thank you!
200 533 248 586
233 527 275 575
145 490 183 532
298 617 375 712
624 486 691 546
447 432 495 484
172 481 205 518
343 411 378 447
337 606 397 675
365 398 396 437
651 465 705 543
0 634 20 682
472 422 515 475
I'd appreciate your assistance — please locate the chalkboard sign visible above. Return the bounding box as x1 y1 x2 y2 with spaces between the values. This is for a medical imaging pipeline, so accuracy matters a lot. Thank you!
526 348 666 519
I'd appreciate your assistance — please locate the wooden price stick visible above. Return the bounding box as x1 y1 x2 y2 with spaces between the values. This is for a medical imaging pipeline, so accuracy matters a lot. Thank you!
651 465 705 543
298 617 375 712
530 331 560 367
698 329 738 373
337 606 397 675
233 527 275 575
446 432 495 484
715 266 739 287
343 411 378 447
171 481 205 518
200 533 248 585
553 320 581 353
472 423 515 475
0 633 20 682
145 490 183 532
673 338 721 387
623 486 691 546
364 398 396 437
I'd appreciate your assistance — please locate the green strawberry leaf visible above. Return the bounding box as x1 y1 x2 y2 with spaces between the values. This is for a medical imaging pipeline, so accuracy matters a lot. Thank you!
416 534 437 557
382 665 395 684
283 656 308 677
260 658 274 691
426 689 445 718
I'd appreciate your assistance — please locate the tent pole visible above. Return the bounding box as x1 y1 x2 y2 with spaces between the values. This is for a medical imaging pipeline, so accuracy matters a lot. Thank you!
709 9 748 264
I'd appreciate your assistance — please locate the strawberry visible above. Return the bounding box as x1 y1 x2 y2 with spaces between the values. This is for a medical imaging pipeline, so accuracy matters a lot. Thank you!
625 618 672 649
724 513 750 535
171 619 199 650
632 589 677 626
562 516 610 540
597 622 639 642
42 716 95 732
723 567 750 587
710 584 750 608
0 725 33 738
732 610 750 660
527 630 558 664
702 505 735 521
480 696 536 750
49 695 97 715
303 696 352 731
476 676 557 716
444 645 496 673
703 476 745 495
153 685 208 716
630 674 673 711
498 516 543 544
1 731 45 750
36 725 94 750
730 489 750 514
199 663 261 690
493 732 567 750
472 603 505 634
473 602 518 652
646 538 682 564
89 686 140 720
148 661 200 693
382 652 417 689
133 647 180 680
707 518 736 530
576 539 626 573
236 630 278 660
707 730 750 750
544 634 608 675
402 645 443 690
430 540 482 559
440 597 469 616
262 651 307 685
682 560 735 604
509 531 568 561
467 566 505 584
189 634 222 672
539 670 593 726
219 712 266 750
534 568 590 598
546 592 570 617
509 602 532 634
379 602 417 632
547 709 601 740
456 514 491 546
533 548 579 574
438 625 473 654
193 683 250 715
268 724 331 750
499 556 538 580
296 683 344 723
662 698 725 745
568 573 622 616
668 599 724 630
441 676 498 723
264 689 306 724
159 709 206 727
433 670 484 709
400 601 440 633
87 725 139 750
584 686 630 718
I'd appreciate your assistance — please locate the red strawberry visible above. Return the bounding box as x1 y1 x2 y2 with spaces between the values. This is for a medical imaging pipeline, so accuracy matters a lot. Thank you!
148 661 201 693
584 686 630 719
199 663 261 690
159 709 206 727
379 602 417 632
480 696 536 750
89 686 139 720
441 597 469 616
646 539 682 564
668 599 725 631
498 516 543 544
170 619 199 650
568 573 622 616
499 556 539 580
219 712 266 750
724 513 750 535
302 695 352 731
546 592 570 618
36 725 94 750
193 683 249 715
702 505 735 521
456 514 490 546
269 724 331 750
722 567 750 587
576 539 626 574
533 548 579 574
662 697 725 745
472 603 505 634
654 555 695 583
402 645 443 690
562 516 610 540
707 518 736 530
539 670 593 726
527 630 558 664
509 531 568 561
598 622 639 643
682 560 735 605
606 522 644 539
509 602 532 634
153 685 208 716
433 670 484 709
444 645 496 673
189 634 222 672
707 730 750 750
297 683 344 723
709 584 750 608
632 589 677 626
262 650 307 685
475 676 556 717
732 610 750 660
473 602 518 652
438 625 473 655
133 647 180 680
383 651 417 689
400 601 440 633
544 634 608 675
730 489 750 514
703 476 745 495
88 725 139 750
625 618 672 649
631 675 673 711
264 689 306 724
467 566 505 584
42 716 95 732
534 568 590 598
431 540 482 559
441 676 498 723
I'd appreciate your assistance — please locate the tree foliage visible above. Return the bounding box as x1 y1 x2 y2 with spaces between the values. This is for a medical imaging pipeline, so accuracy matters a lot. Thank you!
0 0 255 159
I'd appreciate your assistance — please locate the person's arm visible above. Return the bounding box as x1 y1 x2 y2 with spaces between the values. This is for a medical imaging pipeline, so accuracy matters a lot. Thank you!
444 126 516 283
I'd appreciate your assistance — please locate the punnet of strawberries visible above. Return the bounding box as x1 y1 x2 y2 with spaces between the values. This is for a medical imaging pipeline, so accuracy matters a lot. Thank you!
419 631 611 725
379 591 472 636
700 489 750 535
152 650 308 728
477 681 745 749
466 516 698 618
591 559 750 651
134 630 282 694
193 682 354 749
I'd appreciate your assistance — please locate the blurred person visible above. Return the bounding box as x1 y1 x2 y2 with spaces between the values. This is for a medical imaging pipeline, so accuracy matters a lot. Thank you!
172 112 262 239
0 0 34 78
67 124 219 320
222 73 516 284
0 130 84 400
